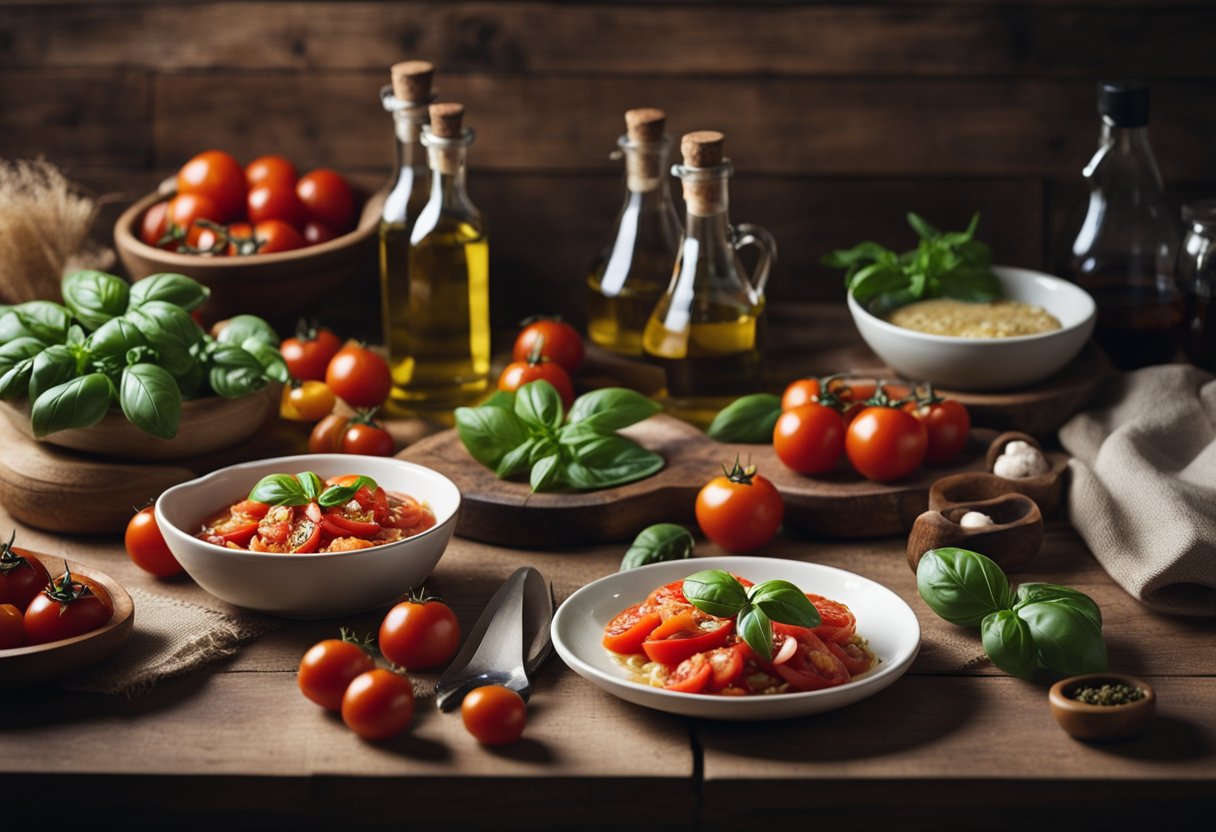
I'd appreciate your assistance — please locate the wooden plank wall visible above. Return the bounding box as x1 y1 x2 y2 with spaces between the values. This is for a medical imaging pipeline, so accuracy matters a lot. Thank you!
2 0 1214 332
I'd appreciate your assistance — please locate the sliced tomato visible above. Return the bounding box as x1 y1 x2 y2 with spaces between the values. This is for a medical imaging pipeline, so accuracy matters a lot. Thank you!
231 500 270 519
323 509 381 537
807 593 858 645
827 640 875 677
641 580 692 614
665 653 712 693
603 603 663 654
706 643 748 691
770 623 851 692
642 612 734 667
287 505 322 553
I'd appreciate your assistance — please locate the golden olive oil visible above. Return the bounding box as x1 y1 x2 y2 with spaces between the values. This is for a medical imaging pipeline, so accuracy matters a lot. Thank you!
586 261 666 356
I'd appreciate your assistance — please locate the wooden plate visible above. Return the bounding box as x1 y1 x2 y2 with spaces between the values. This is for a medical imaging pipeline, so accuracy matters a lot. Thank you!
0 553 134 690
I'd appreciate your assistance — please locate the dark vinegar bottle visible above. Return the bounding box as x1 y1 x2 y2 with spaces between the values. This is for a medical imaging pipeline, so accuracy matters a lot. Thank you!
1056 81 1182 370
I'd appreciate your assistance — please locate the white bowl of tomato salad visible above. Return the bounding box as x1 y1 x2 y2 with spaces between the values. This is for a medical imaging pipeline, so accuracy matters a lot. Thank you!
155 454 460 618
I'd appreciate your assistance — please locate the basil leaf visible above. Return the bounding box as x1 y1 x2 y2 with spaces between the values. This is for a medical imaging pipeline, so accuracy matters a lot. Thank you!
5 302 70 345
620 524 695 571
294 472 321 501
567 388 660 432
119 363 181 439
208 346 268 398
29 345 78 402
455 404 530 470
682 570 748 619
906 212 941 241
562 435 664 490
217 314 280 349
128 273 210 312
0 337 46 376
317 475 378 507
62 270 129 331
0 312 40 344
248 473 308 506
530 453 563 492
514 379 563 432
86 317 148 365
748 580 821 629
916 548 1013 628
981 610 1038 681
495 436 537 479
0 357 36 400
706 394 782 443
243 339 290 383
1013 583 1102 629
1016 601 1108 677
480 389 515 410
528 435 560 465
738 605 774 663
126 302 203 376
31 373 112 437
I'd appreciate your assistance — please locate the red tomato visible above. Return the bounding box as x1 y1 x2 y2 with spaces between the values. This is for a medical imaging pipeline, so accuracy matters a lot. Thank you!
298 636 376 711
303 221 339 246
281 325 342 382
245 155 298 189
342 421 395 456
780 377 834 412
165 192 223 232
772 403 846 475
602 603 662 655
297 169 356 232
642 612 734 666
806 593 858 645
341 668 415 740
665 652 712 693
512 318 584 374
461 684 526 745
176 150 246 222
694 462 784 553
325 343 392 409
279 380 337 422
124 506 183 577
769 623 850 691
0 536 51 610
706 643 748 691
642 579 693 614
24 570 113 645
912 397 971 465
845 406 928 482
839 380 912 425
140 200 170 247
309 413 350 453
497 359 575 411
221 222 257 256
0 603 25 650
248 182 308 230
379 595 461 670
251 219 305 254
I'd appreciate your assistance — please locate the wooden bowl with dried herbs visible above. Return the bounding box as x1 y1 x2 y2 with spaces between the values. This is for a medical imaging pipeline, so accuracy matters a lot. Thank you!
1048 672 1156 742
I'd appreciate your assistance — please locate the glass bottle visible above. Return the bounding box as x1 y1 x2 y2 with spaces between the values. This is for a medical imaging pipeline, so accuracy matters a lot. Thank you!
1178 199 1216 372
388 102 490 413
380 60 435 392
642 131 776 427
1056 80 1182 370
586 108 682 356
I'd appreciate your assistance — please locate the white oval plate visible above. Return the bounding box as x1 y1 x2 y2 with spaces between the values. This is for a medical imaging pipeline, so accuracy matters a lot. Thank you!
552 557 921 720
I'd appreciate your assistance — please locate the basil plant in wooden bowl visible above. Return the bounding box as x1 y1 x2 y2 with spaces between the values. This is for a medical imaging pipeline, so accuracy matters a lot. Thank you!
0 271 286 462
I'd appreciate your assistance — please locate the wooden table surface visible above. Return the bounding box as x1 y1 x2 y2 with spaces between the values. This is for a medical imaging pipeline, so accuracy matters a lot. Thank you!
2 310 1214 830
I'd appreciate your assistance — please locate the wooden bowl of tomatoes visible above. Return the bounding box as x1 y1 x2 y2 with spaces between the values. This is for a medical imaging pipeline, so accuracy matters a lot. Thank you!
114 152 384 331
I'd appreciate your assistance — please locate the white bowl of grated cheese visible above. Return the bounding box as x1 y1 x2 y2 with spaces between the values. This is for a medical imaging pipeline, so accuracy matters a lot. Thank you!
847 266 1096 391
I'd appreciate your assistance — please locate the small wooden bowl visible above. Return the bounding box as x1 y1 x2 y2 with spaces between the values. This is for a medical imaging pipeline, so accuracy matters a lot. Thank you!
114 182 385 330
907 492 1043 572
0 553 135 690
1049 673 1156 742
930 431 1068 518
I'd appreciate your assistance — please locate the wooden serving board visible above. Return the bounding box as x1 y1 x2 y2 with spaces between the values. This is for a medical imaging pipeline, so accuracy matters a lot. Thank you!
399 414 1006 548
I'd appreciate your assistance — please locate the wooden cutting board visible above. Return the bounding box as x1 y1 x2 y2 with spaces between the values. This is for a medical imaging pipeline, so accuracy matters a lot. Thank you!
399 414 1009 547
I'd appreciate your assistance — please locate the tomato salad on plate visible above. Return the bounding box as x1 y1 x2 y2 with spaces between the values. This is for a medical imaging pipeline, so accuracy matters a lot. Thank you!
604 571 876 696
197 472 435 554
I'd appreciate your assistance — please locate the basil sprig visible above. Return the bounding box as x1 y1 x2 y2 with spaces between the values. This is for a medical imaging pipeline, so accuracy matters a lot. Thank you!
917 548 1107 680
247 472 378 508
454 381 663 492
681 569 822 662
620 523 694 571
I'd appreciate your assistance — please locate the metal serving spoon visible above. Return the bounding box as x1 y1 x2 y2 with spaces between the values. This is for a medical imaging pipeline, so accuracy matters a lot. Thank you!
434 566 554 712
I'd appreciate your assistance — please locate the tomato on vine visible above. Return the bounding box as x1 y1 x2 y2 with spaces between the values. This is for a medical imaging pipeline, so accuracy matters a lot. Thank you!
176 149 247 222
297 169 356 233
298 630 376 711
326 343 392 409
773 402 845 475
498 335 575 410
0 532 51 610
281 322 343 382
24 567 113 645
845 384 928 482
695 460 784 553
906 387 971 465
379 589 461 670
513 317 584 375
343 413 395 456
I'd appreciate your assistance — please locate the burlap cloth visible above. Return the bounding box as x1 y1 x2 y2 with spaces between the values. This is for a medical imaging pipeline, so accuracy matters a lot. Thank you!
1059 364 1216 617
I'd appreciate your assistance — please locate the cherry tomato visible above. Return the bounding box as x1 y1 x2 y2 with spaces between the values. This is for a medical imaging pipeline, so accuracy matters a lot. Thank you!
176 150 246 222
140 200 170 247
497 359 575 411
772 403 845 475
245 154 298 189
379 593 461 669
602 603 662 655
281 325 343 382
303 221 339 246
24 569 113 645
221 222 258 256
0 535 51 610
247 181 308 230
342 420 395 456
325 343 392 409
461 684 526 746
297 169 356 232
912 397 971 465
845 405 927 482
512 318 584 374
280 380 337 422
309 413 350 453
0 603 25 650
251 219 305 254
166 192 223 233
769 623 851 691
694 461 784 553
298 635 376 711
124 506 183 577
780 377 833 412
341 668 415 741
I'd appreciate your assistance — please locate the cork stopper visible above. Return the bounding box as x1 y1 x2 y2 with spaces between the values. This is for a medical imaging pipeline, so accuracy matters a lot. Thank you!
390 60 435 105
625 108 666 143
681 131 724 168
429 102 465 139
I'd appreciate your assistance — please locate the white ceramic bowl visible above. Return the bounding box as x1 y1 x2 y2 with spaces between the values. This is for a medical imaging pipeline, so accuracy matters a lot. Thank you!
847 266 1096 391
155 454 461 619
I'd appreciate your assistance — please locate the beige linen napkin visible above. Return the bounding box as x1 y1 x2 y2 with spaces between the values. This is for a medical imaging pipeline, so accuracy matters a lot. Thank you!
1059 364 1216 617
63 588 281 696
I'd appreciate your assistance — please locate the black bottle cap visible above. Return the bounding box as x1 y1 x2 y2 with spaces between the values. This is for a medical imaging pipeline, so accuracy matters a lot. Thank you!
1097 80 1150 127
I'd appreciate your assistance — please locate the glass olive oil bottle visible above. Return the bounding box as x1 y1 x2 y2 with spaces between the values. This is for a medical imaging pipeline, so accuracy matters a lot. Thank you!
642 131 776 427
387 102 489 414
586 108 682 356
